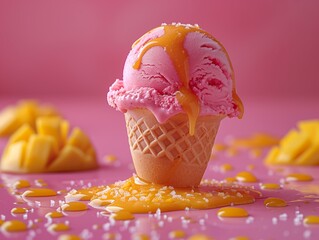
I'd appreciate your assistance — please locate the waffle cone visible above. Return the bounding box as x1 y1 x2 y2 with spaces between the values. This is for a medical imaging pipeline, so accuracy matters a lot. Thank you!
125 108 223 187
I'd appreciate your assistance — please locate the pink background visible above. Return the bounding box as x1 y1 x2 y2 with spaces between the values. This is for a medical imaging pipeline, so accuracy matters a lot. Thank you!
0 0 319 101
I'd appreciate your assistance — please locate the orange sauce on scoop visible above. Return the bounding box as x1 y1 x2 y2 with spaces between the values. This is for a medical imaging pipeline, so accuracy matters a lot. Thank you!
133 24 243 135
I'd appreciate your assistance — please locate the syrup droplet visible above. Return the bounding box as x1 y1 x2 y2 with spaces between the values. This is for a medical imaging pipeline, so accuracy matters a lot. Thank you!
169 230 186 239
11 207 28 214
104 154 118 164
285 173 313 182
14 180 30 189
57 234 82 240
188 234 213 240
47 223 70 232
226 147 239 157
103 233 118 240
131 233 150 240
260 183 281 190
22 188 57 197
110 210 135 221
236 171 258 183
224 177 237 183
220 163 233 172
1 220 27 232
214 143 227 152
230 237 250 240
217 207 249 218
45 211 64 218
250 148 262 158
303 215 319 225
35 179 47 187
61 202 88 212
264 197 287 207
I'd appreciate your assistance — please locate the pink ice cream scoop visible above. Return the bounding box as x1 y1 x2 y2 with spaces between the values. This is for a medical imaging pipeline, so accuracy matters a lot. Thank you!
107 23 243 125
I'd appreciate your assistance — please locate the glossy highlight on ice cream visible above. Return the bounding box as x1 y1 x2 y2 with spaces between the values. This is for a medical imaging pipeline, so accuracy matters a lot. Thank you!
107 23 243 135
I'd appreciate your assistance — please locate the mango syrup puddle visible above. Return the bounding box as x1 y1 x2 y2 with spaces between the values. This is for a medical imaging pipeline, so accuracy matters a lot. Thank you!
66 175 261 214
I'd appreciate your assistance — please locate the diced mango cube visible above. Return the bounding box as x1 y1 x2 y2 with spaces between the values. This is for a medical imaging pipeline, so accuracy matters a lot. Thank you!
0 141 27 173
24 135 57 172
265 146 280 164
0 107 20 137
0 100 61 137
17 101 38 128
298 120 319 136
48 145 97 172
7 124 34 145
36 117 63 147
60 120 70 146
295 144 319 165
3 124 35 157
67 128 91 153
277 130 310 163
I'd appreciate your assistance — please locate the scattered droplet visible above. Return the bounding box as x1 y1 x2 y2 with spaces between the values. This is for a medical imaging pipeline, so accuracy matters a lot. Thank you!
304 215 319 225
169 230 186 239
11 207 28 214
22 188 57 197
47 223 70 232
110 210 134 221
260 183 281 190
217 207 249 218
220 163 233 172
285 173 313 182
236 172 258 183
264 197 287 207
1 220 27 232
188 234 213 240
45 211 64 218
61 202 88 212
14 180 30 189
57 234 82 240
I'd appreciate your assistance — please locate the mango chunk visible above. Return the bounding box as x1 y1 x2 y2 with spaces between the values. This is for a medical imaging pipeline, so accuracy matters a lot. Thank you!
0 141 27 173
36 117 63 148
24 135 57 173
265 120 319 166
0 115 98 173
48 145 97 172
0 100 60 137
0 107 20 137
60 120 70 146
67 128 92 153
295 144 319 165
277 130 310 163
264 147 280 164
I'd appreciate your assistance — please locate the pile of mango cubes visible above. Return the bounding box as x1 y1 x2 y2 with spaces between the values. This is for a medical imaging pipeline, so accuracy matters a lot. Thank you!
265 120 319 165
0 100 98 173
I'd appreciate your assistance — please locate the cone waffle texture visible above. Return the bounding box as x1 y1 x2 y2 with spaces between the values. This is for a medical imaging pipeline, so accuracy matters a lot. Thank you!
125 109 222 187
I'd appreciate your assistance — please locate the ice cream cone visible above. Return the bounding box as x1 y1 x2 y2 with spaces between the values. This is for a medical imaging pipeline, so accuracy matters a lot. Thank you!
125 108 223 187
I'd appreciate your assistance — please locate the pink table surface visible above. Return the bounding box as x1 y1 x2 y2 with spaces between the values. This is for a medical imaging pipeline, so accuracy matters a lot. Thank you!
0 96 319 240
